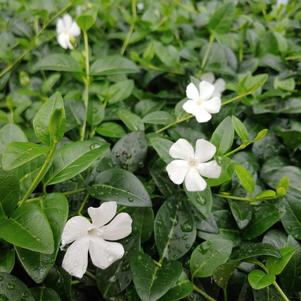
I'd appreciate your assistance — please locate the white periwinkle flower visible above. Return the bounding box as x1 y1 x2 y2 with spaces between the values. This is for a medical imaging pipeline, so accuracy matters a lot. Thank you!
183 80 222 123
61 201 132 278
166 138 221 192
56 14 81 49
200 73 226 98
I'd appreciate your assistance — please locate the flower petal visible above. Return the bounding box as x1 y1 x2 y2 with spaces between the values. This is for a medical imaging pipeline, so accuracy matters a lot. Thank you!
57 33 71 49
169 138 194 160
195 139 216 163
70 22 81 37
186 83 199 100
101 213 132 240
198 160 222 179
89 237 124 269
56 18 64 34
61 216 91 247
203 96 221 114
198 81 215 101
62 14 73 29
184 168 207 192
194 106 212 123
166 160 189 185
88 202 117 228
62 237 89 278
201 73 215 84
183 99 197 114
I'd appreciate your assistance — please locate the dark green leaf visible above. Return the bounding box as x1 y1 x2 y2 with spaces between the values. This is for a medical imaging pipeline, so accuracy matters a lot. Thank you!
0 248 15 273
248 270 275 290
117 108 145 131
31 287 61 301
96 122 125 138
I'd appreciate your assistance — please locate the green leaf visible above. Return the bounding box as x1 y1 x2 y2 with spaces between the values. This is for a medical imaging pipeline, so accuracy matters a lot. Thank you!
234 164 255 193
185 186 213 218
107 79 134 104
16 193 68 283
266 247 296 275
0 169 20 217
90 168 152 207
0 203 54 254
112 131 148 172
207 157 235 186
117 108 145 131
158 273 193 301
96 122 126 138
33 92 65 145
2 142 49 170
232 116 249 143
231 243 281 261
76 14 96 31
248 270 275 290
147 134 173 164
244 205 281 240
0 248 15 273
0 272 34 301
33 54 82 72
45 141 109 185
213 261 238 289
143 111 173 125
255 190 277 200
208 3 236 34
154 198 196 260
238 73 268 95
229 201 253 230
49 108 66 144
190 238 233 278
0 124 27 154
91 56 139 76
210 117 234 155
31 287 61 301
130 252 182 301
254 129 268 142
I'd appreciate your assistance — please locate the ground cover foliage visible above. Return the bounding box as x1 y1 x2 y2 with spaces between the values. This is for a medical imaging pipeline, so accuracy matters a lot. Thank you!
0 0 301 300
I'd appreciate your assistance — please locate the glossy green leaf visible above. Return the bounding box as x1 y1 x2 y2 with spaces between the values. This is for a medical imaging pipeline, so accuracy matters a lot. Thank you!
266 247 295 275
117 108 144 131
107 79 134 104
45 141 109 185
234 164 255 193
190 238 233 278
154 198 196 260
248 270 275 290
33 54 82 72
147 134 173 164
96 122 125 138
0 248 15 273
0 124 27 154
130 252 182 301
76 14 96 31
143 111 173 125
31 287 61 301
90 168 152 207
232 116 249 143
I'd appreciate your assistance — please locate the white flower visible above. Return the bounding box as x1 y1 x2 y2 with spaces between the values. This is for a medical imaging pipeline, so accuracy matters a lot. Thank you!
56 14 81 49
137 2 144 11
166 138 221 192
200 73 226 98
61 201 132 278
183 80 222 123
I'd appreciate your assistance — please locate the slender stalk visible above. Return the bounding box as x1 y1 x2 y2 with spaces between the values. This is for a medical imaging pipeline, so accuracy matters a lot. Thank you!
221 91 252 106
215 193 253 202
78 194 89 215
223 143 250 157
155 115 192 134
0 2 72 78
200 33 215 71
120 0 137 55
18 143 57 206
63 187 86 196
80 30 90 141
193 284 216 301
273 281 290 301
85 270 96 280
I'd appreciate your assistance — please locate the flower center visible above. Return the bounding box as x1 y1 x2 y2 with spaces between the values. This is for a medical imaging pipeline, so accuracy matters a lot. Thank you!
196 98 204 106
188 158 198 167
88 227 98 236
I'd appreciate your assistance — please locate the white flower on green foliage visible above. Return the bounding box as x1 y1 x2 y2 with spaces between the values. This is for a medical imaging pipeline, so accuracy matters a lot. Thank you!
200 73 225 98
56 14 81 49
183 80 222 123
61 201 132 278
166 138 221 192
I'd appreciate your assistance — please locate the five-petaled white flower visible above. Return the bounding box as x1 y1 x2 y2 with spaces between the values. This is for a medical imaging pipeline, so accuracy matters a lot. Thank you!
56 14 81 49
61 201 132 278
183 80 222 123
166 138 221 192
200 73 226 98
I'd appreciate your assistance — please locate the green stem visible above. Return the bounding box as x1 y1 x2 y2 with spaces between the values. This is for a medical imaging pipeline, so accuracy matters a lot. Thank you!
221 91 252 106
223 142 250 157
155 114 192 134
80 30 90 141
0 2 72 79
273 281 290 301
200 33 215 71
63 188 86 196
120 0 137 55
18 143 57 206
215 193 254 202
78 194 89 215
85 270 96 280
193 284 216 301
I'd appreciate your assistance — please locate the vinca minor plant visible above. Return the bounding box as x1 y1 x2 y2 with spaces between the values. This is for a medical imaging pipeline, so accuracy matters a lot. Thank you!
0 0 301 300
